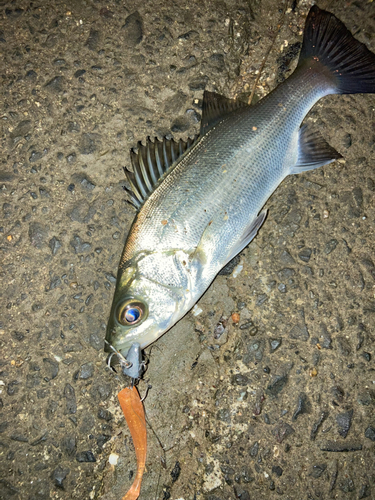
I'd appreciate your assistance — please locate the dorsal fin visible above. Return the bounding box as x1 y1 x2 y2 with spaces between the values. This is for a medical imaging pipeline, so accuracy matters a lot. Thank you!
123 135 198 209
200 91 249 136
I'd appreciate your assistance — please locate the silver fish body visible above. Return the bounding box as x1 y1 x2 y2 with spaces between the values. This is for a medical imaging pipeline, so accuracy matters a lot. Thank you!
106 6 375 358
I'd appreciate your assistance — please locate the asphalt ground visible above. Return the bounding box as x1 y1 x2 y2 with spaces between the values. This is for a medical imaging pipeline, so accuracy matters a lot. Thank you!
0 0 374 499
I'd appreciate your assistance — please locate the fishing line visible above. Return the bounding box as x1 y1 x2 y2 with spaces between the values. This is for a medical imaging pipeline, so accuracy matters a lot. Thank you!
248 0 289 105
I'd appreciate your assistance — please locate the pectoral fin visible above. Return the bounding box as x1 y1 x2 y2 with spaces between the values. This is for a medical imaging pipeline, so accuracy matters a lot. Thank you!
222 210 267 267
290 125 343 174
189 210 267 274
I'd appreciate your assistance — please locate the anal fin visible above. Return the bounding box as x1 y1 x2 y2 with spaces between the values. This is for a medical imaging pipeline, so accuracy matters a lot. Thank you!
291 125 343 174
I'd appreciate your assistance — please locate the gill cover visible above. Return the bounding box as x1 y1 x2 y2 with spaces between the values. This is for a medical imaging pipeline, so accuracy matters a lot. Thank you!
105 249 196 357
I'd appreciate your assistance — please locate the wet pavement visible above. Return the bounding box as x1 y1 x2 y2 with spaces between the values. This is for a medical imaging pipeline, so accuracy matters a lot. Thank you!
1 0 375 499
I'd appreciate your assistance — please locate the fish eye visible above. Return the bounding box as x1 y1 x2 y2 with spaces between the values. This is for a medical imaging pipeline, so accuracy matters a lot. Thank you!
124 306 141 323
118 300 146 326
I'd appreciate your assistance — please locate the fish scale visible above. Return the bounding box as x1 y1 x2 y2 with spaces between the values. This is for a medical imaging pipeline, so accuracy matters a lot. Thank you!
128 68 329 263
106 5 375 364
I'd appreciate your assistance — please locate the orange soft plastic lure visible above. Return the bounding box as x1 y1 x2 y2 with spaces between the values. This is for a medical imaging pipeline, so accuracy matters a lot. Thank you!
118 386 147 500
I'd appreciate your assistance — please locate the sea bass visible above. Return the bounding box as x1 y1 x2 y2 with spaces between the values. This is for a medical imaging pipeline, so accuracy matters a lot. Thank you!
106 6 375 364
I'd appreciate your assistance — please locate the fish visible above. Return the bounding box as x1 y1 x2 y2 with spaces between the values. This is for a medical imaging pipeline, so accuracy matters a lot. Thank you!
105 6 375 360
118 385 147 500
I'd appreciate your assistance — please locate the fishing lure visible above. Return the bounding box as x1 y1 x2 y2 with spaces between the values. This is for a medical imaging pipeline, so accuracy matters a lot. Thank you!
118 385 147 500
106 340 145 379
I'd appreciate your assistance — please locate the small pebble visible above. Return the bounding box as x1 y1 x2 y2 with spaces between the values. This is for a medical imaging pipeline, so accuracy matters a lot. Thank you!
108 453 119 466
364 426 375 441
269 338 282 353
310 411 329 441
336 409 353 438
231 312 240 323
272 465 283 477
75 362 94 380
240 320 253 330
232 264 243 278
272 422 295 443
122 11 143 46
192 305 203 316
76 451 96 462
52 466 70 489
292 393 310 421
171 461 181 483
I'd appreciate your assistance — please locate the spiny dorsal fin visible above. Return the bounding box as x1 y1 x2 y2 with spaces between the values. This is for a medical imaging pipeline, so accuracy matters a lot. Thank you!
200 91 249 136
123 135 198 209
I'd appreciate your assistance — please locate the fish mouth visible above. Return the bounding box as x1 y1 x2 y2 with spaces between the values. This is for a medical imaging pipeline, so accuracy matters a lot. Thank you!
105 315 164 355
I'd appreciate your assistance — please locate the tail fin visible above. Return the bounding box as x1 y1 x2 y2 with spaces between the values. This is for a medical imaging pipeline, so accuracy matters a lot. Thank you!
298 5 375 94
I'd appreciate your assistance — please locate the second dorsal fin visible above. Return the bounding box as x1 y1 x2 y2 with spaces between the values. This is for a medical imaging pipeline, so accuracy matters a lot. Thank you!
124 135 198 209
200 91 249 136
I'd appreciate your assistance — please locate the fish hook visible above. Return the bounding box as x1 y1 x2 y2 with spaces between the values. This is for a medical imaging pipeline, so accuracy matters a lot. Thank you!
105 340 133 373
140 384 152 402
105 340 146 380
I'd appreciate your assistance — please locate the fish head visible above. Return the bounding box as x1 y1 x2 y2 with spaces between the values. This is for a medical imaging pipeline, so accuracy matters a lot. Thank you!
105 250 196 357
